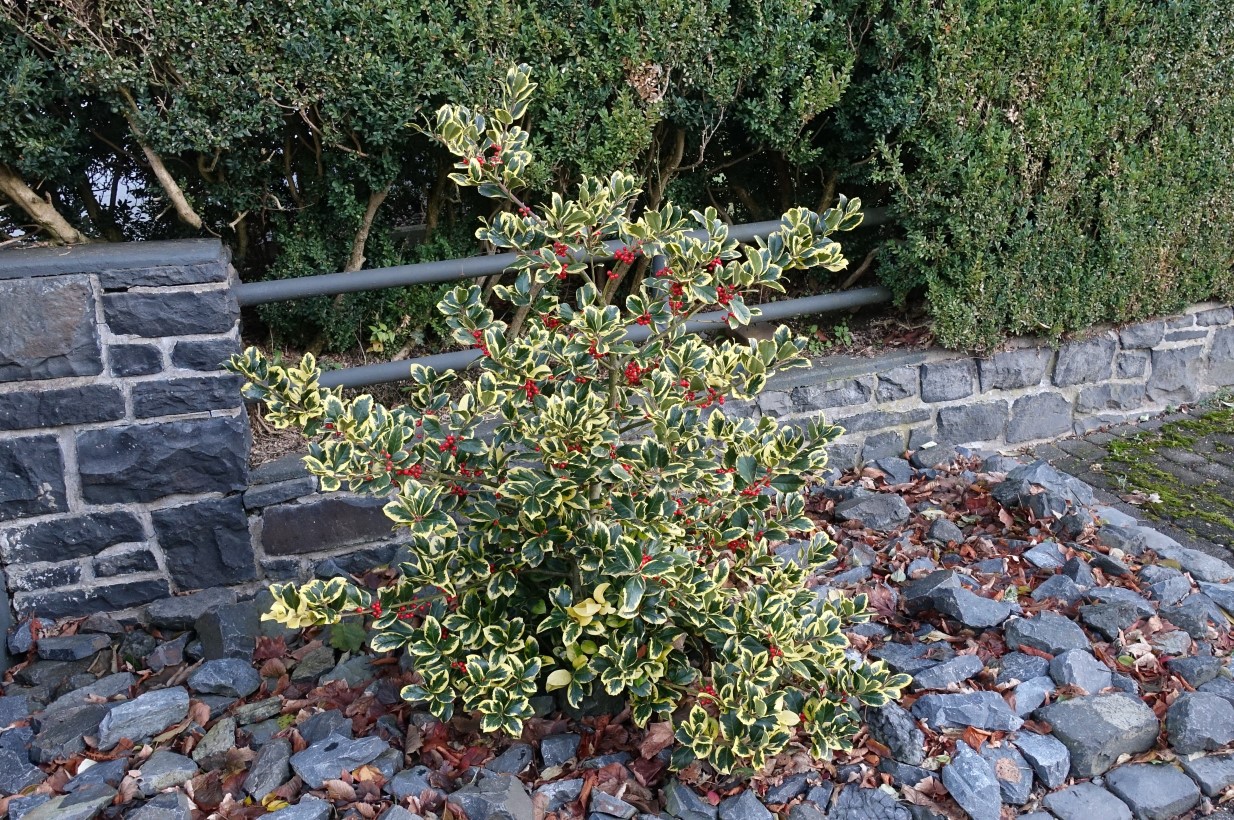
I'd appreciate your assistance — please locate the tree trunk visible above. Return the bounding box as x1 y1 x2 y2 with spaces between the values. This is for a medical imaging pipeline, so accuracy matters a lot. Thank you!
345 187 390 273
119 91 204 230
0 164 91 244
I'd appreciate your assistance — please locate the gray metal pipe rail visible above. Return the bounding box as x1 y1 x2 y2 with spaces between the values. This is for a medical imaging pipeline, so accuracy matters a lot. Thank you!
236 208 888 307
318 285 891 389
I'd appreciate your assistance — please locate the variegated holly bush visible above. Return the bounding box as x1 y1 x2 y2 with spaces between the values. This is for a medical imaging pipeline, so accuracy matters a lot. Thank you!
227 65 909 775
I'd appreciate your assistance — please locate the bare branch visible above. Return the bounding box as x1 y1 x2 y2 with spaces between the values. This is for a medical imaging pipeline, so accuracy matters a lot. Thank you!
0 163 92 245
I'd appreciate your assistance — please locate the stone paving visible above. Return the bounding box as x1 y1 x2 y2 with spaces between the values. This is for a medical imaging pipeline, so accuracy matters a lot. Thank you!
1029 403 1234 566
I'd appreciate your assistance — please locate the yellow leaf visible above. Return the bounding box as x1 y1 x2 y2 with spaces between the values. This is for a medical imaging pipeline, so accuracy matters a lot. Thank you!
546 669 573 691
776 710 801 726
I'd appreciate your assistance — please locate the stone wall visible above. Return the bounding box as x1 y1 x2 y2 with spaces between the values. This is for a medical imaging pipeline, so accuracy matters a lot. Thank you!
2 238 1233 623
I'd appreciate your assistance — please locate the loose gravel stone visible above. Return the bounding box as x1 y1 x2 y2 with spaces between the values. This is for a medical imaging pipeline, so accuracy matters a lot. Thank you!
763 773 812 804
929 588 1012 628
126 791 194 820
35 634 110 661
1011 676 1055 717
1166 692 1234 753
1165 655 1224 687
299 709 352 744
0 693 31 726
595 791 640 819
940 744 1000 820
0 746 46 792
387 765 447 802
833 493 911 532
1050 649 1113 695
827 786 910 820
449 773 534 820
1198 581 1234 615
1030 574 1087 604
865 702 926 765
902 571 961 616
30 703 109 763
146 587 238 631
1004 611 1090 655
1179 753 1234 797
665 779 718 820
63 757 128 792
536 778 585 812
245 737 292 799
1080 601 1153 641
486 742 534 774
97 686 188 750
265 797 331 820
1043 783 1132 820
21 783 116 820
1104 763 1200 820
717 789 772 820
138 750 198 796
1024 542 1066 570
870 640 954 674
7 794 51 820
188 658 261 698
909 654 983 691
191 715 236 768
978 743 1033 805
234 696 282 725
996 653 1049 685
926 518 964 545
1012 731 1070 789
540 733 581 767
1037 693 1159 777
290 734 388 788
911 692 1023 731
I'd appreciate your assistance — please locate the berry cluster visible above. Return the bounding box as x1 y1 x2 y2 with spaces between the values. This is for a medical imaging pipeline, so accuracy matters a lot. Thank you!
613 246 638 265
624 361 644 385
439 435 460 454
471 329 490 357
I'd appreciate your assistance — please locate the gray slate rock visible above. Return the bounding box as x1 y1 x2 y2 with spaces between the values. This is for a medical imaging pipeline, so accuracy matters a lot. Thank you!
0 746 46 792
1024 542 1066 570
21 783 116 820
1037 693 1159 777
146 634 190 672
36 634 109 661
540 733 581 767
191 715 236 767
195 600 259 660
1165 655 1224 687
245 737 291 799
535 778 585 812
926 518 964 545
1105 763 1200 820
940 744 1001 820
1043 783 1132 820
1050 649 1113 695
1165 692 1234 753
1198 580 1234 615
145 587 239 630
870 640 954 674
763 773 812 804
0 693 32 727
593 792 638 819
64 756 128 791
902 570 962 616
1030 574 1087 605
97 686 188 750
1004 611 1090 654
911 692 1023 731
449 772 534 820
387 764 447 802
978 743 1032 805
126 791 194 820
7 794 52 820
996 653 1049 685
909 654 983 691
290 734 388 788
137 750 198 796
1011 676 1055 717
1080 601 1153 642
1012 731 1070 789
833 493 910 532
1179 752 1234 797
876 457 915 485
1005 460 1095 507
929 588 1012 629
266 797 332 820
866 702 926 765
827 786 910 820
30 703 109 763
235 696 283 725
299 709 352 744
188 658 261 698
665 779 718 820
487 742 534 774
717 790 772 820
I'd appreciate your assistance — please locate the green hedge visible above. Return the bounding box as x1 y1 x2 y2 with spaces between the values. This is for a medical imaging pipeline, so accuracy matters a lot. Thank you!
850 0 1234 349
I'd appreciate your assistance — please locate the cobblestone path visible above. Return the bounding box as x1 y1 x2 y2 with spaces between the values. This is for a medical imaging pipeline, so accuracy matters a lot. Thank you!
1030 403 1234 564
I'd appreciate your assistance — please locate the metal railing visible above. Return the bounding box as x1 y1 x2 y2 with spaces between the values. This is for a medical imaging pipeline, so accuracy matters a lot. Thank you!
236 209 892 389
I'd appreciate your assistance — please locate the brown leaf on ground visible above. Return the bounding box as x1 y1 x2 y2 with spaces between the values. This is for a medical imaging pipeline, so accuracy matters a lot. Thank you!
638 723 675 760
254 635 288 662
325 778 357 802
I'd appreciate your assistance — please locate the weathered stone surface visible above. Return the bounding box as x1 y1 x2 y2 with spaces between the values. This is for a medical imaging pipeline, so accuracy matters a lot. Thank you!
920 361 975 403
299 709 351 744
940 744 1000 820
1 510 145 564
192 715 237 767
1049 649 1113 695
936 401 1007 444
1054 336 1116 386
536 779 585 813
449 772 534 820
1105 763 1200 820
152 496 256 587
877 365 920 401
291 644 336 682
978 347 1051 391
1211 327 1234 385
1199 581 1234 615
978 743 1032 805
594 791 640 819
0 746 46 793
1043 783 1131 820
1150 542 1234 583
865 702 925 765
21 782 116 820
827 786 909 820
77 415 248 504
666 779 718 820
189 659 262 700
138 750 198 796
1117 351 1149 378
902 570 962 616
290 734 388 788
30 703 110 763
7 560 81 592
1179 753 1234 797
0 385 125 431
833 493 910 532
909 653 983 691
0 435 66 522
929 588 1012 628
110 343 162 377
862 430 905 460
103 289 236 337
125 790 194 820
260 494 394 555
265 797 331 820
195 599 259 660
94 546 159 577
1080 600 1153 641
98 258 229 287
1165 692 1234 753
1030 574 1086 604
42 671 133 714
793 377 872 409
243 477 318 510
133 374 244 419
1011 676 1054 717
540 733 581 768
911 692 1023 731
63 757 129 792
97 686 189 750
0 275 102 383
1148 346 1204 403
1004 611 1090 655
717 790 772 820
37 633 109 661
1007 393 1073 443
1119 320 1165 349
146 587 238 631
996 653 1049 686
925 517 963 545
1012 731 1070 789
487 742 534 774
6 793 51 819
1077 384 1147 413
756 391 793 418
1037 693 1159 777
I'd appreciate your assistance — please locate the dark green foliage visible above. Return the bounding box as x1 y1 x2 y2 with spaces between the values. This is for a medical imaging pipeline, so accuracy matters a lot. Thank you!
848 0 1234 349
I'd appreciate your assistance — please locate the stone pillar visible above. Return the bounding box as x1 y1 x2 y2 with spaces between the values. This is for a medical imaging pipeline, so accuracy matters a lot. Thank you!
0 240 251 620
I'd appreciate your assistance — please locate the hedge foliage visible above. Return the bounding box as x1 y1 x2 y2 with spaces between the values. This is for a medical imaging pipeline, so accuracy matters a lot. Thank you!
2 0 1233 350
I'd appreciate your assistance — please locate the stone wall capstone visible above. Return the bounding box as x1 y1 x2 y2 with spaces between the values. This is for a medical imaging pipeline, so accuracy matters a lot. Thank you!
2 238 1234 628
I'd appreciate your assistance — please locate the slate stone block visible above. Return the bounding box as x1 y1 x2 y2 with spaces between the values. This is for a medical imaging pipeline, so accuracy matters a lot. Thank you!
876 365 919 401
920 360 975 402
978 347 1051 391
936 402 1007 444
132 374 244 418
793 377 873 409
77 415 248 503
1006 393 1072 443
243 478 317 510
1 510 145 563
1210 327 1234 386
103 290 236 337
14 579 171 619
1077 384 1146 413
98 261 228 288
1116 351 1148 379
5 562 82 591
1119 320 1164 349
109 344 162 377
94 547 160 577
1195 306 1233 326
0 385 125 431
1148 347 1203 403
1054 336 1116 386
0 275 102 383
0 435 67 522
260 495 394 556
152 496 256 587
